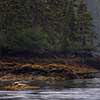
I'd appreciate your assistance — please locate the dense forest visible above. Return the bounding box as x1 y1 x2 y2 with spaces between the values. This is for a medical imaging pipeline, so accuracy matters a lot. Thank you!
0 0 100 86
0 0 97 57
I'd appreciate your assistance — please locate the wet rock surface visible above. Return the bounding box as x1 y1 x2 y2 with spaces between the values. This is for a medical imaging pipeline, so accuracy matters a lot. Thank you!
2 82 40 90
0 58 99 81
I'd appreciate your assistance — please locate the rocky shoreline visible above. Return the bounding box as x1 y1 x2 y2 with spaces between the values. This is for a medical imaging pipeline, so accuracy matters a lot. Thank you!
0 57 99 81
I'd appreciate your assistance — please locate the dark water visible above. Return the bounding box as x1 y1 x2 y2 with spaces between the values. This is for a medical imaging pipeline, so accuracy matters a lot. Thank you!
0 78 100 100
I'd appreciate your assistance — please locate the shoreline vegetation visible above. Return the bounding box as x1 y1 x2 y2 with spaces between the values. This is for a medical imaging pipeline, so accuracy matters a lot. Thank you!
0 55 100 81
0 0 99 82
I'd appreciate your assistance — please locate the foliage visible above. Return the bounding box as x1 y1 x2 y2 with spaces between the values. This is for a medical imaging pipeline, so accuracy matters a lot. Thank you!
0 0 97 56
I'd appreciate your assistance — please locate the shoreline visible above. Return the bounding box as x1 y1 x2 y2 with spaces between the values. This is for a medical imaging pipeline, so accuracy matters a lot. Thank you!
0 57 99 81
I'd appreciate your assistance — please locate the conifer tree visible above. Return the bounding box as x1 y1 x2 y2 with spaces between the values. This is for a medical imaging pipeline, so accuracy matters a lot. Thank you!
76 0 95 50
61 0 77 51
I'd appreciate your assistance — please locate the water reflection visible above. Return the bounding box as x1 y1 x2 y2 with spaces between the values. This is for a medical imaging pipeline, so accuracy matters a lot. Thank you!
0 78 100 100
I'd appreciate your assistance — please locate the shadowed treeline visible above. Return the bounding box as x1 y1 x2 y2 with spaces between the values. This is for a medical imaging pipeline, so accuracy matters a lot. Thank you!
0 0 97 57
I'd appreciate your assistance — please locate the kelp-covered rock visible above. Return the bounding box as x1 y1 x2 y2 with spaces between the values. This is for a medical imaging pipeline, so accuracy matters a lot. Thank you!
0 58 99 81
3 82 40 90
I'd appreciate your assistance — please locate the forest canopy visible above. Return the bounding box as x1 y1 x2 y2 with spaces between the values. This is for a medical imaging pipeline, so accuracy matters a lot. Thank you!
0 0 97 56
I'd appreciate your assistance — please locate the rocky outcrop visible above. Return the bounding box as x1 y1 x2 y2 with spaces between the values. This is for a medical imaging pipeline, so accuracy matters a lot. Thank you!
0 58 99 81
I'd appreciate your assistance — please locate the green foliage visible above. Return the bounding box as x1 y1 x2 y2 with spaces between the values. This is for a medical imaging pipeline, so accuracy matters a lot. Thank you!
0 0 97 56
75 0 96 50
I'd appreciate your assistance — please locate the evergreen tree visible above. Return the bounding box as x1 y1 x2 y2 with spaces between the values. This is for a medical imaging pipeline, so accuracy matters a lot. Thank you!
61 0 77 51
75 0 95 50
32 0 71 52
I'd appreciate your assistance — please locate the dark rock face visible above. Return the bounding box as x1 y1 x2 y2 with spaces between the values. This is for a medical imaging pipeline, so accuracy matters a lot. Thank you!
11 67 48 75
10 67 77 79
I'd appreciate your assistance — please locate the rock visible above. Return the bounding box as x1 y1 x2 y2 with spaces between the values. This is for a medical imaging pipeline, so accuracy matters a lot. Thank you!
3 82 40 90
11 67 48 75
21 64 32 68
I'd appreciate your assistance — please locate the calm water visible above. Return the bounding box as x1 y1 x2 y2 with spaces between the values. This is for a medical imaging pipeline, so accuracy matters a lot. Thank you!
0 78 100 100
